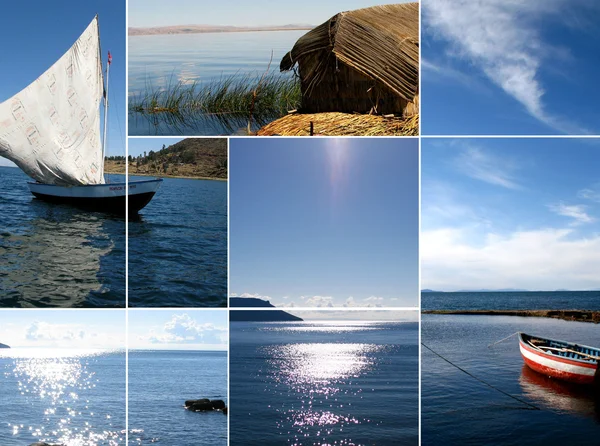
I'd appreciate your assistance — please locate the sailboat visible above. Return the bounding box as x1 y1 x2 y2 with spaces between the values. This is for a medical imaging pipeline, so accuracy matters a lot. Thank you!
0 16 161 214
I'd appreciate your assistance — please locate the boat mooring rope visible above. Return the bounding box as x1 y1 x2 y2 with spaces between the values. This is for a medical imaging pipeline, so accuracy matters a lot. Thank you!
421 342 540 411
488 332 520 348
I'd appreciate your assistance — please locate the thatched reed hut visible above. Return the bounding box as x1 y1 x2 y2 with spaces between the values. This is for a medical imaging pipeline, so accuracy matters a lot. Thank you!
280 3 419 116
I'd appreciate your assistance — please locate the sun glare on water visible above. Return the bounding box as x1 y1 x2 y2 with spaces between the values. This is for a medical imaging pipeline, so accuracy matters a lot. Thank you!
2 349 123 445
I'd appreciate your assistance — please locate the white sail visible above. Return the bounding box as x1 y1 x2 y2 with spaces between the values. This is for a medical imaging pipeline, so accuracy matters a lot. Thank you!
0 17 105 186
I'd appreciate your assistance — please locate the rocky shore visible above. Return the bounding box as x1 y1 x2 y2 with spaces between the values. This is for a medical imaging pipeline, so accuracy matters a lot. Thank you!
184 398 227 415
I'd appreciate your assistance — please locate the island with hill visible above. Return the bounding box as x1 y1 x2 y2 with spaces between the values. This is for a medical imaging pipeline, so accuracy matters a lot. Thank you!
229 298 303 322
0 342 10 348
104 138 227 180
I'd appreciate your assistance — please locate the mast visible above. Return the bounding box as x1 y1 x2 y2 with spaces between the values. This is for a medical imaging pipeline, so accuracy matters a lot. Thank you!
101 50 111 180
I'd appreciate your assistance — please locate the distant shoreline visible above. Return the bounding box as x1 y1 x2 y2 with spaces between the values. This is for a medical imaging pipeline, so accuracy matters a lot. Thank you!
423 309 600 323
104 169 226 182
129 25 312 37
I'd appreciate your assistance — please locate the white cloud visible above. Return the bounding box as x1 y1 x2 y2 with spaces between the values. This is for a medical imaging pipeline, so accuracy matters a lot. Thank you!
421 227 600 290
142 314 227 345
302 295 334 307
424 0 590 133
548 203 594 225
455 146 521 190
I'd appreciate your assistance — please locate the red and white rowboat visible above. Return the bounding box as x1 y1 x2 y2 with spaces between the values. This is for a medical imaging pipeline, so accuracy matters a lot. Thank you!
518 332 599 385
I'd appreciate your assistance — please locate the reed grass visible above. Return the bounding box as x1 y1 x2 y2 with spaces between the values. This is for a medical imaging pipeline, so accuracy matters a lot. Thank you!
129 73 301 121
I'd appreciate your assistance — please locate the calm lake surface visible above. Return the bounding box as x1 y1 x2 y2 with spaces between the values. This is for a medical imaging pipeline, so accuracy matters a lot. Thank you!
422 315 599 445
422 291 600 311
128 176 227 307
230 321 419 445
128 350 227 445
0 166 125 307
128 30 305 136
0 349 125 445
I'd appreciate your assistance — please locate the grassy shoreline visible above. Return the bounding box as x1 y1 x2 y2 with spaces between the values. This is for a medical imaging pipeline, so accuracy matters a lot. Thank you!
104 168 226 181
423 309 600 323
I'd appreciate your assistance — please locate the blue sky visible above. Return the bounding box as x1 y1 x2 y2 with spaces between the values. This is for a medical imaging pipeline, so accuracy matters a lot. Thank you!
229 138 419 308
128 310 228 350
128 137 183 158
0 0 126 167
422 138 600 291
422 0 600 135
0 310 125 349
129 0 407 27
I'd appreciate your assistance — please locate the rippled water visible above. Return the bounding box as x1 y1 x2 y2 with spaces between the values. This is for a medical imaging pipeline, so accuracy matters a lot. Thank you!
128 30 304 136
422 315 600 445
0 349 125 445
128 350 227 445
0 167 125 307
230 321 418 445
422 290 600 311
128 176 227 306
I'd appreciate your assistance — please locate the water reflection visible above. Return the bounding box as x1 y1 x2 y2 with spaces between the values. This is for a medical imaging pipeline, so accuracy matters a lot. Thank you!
519 365 600 422
1 349 124 445
0 198 124 307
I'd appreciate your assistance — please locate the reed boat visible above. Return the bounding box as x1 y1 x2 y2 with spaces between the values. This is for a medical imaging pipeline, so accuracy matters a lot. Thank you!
519 332 599 385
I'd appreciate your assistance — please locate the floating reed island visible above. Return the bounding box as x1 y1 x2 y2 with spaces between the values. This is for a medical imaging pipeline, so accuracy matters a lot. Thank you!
260 2 419 136
128 2 418 136
423 310 600 324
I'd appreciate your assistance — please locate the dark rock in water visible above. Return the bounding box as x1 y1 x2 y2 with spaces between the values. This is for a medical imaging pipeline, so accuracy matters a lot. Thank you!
184 398 228 413
185 398 210 407
222 406 227 415
190 401 214 411
29 443 65 446
211 399 226 410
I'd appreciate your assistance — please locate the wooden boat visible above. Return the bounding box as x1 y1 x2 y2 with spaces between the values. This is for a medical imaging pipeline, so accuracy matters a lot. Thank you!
519 332 599 385
0 16 161 215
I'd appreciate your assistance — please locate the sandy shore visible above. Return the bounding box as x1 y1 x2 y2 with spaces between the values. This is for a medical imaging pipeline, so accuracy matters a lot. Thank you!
422 309 600 323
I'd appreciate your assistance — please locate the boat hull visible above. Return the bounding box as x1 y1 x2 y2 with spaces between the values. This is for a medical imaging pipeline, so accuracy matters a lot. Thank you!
28 179 162 214
519 333 599 385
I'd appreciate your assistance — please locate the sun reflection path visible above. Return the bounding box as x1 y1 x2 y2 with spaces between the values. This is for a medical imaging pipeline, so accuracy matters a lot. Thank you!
263 342 384 444
3 350 123 445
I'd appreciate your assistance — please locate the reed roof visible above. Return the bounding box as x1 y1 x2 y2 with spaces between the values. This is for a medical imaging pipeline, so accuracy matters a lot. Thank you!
280 3 419 102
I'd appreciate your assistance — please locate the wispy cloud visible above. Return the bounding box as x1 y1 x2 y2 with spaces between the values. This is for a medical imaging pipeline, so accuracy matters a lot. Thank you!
423 0 590 133
578 184 600 202
455 146 521 189
548 202 594 225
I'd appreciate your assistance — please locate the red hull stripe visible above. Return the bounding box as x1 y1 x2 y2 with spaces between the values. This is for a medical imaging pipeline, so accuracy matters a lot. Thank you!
522 356 595 385
520 341 598 370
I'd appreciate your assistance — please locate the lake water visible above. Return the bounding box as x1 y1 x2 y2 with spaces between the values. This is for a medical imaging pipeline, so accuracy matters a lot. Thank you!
422 314 599 445
0 167 125 307
128 30 305 135
0 349 126 445
422 291 600 311
128 350 227 445
128 176 227 307
230 321 419 445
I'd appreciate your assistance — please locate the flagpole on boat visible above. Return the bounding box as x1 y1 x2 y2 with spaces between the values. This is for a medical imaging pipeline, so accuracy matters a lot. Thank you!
102 50 112 181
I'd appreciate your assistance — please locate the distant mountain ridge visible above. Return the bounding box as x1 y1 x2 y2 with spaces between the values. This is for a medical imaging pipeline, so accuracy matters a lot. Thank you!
229 297 302 321
129 24 313 36
0 342 10 348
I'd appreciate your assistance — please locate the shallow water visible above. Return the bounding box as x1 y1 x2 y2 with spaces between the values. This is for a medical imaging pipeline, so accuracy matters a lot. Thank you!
128 30 304 136
128 350 227 445
128 176 227 307
230 321 419 445
0 349 126 445
0 167 125 307
422 314 600 445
